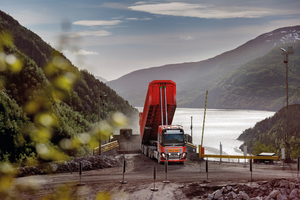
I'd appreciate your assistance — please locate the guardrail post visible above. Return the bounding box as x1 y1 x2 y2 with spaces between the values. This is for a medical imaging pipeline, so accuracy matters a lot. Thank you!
220 142 222 163
282 148 285 169
204 160 210 183
163 157 170 183
297 156 300 182
249 156 253 182
151 166 158 191
120 159 127 184
77 161 85 186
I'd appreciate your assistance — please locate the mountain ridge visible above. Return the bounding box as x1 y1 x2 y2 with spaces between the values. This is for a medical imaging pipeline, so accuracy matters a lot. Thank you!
107 25 300 109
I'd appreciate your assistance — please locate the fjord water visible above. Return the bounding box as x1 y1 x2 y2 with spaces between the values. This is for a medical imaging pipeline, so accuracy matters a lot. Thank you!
172 108 275 156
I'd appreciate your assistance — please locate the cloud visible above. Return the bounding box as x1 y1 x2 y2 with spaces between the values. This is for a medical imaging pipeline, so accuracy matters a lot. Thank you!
62 49 99 55
180 36 195 41
73 20 122 26
126 17 152 21
70 30 111 37
128 2 272 19
74 49 99 55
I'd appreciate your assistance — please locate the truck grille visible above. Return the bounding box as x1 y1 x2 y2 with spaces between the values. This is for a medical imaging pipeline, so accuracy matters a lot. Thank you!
165 149 183 160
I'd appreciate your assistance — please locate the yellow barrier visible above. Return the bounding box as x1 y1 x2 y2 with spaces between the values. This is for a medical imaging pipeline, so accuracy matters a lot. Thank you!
201 154 278 160
94 140 119 154
199 145 278 160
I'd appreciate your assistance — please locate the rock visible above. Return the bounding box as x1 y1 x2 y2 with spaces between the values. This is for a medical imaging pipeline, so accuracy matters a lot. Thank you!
50 163 58 172
289 182 296 191
276 194 288 200
227 192 237 199
280 188 288 196
214 190 223 199
227 186 232 191
289 188 299 199
238 191 249 200
261 186 267 191
268 190 280 198
207 193 214 200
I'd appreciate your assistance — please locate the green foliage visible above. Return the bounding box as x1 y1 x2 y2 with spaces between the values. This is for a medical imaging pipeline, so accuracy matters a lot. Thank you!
0 10 137 165
252 141 276 155
0 93 35 163
238 104 300 159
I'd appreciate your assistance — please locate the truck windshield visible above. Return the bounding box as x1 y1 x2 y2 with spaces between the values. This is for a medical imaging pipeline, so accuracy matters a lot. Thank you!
162 129 184 146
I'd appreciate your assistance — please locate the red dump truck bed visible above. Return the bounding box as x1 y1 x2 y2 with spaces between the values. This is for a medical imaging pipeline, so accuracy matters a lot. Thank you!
139 80 177 145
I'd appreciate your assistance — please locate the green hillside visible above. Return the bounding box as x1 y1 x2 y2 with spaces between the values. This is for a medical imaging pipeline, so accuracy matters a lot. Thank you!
237 104 300 159
207 41 300 111
0 10 137 164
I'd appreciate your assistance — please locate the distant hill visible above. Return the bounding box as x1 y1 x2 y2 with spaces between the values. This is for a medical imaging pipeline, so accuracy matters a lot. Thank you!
0 10 137 163
107 25 300 110
237 104 300 159
207 41 300 111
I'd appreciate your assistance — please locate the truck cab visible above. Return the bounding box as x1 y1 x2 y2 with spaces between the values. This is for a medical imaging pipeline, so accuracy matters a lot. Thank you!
156 125 187 163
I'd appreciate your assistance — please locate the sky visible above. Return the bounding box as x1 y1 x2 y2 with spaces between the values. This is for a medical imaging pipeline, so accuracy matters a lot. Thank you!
1 0 300 81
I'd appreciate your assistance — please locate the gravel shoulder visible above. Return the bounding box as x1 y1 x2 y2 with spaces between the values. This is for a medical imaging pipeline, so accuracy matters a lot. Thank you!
15 153 300 199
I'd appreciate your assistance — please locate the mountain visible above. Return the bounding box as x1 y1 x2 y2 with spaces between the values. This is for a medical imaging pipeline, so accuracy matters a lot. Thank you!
0 10 137 163
107 25 300 109
207 41 300 111
237 104 300 159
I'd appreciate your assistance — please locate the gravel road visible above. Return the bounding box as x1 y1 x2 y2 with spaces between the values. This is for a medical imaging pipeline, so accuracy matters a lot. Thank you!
16 153 299 199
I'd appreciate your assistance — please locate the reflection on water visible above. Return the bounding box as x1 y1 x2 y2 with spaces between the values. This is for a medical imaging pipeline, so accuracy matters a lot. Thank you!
172 108 275 156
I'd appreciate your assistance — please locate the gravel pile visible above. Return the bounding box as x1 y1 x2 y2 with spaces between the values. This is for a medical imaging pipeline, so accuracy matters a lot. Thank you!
203 179 300 200
18 155 121 177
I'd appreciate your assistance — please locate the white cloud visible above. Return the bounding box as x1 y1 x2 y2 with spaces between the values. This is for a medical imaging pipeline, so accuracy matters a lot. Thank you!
62 49 99 55
73 20 122 26
70 30 111 37
126 17 152 21
128 2 273 19
74 49 99 55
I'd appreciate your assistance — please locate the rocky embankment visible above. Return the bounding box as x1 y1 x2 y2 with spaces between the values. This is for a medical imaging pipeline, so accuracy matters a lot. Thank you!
197 179 300 200
18 155 121 177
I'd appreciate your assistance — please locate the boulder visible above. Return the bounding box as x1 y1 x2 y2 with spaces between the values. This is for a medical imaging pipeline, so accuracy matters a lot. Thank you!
289 189 299 199
268 190 280 198
213 190 223 199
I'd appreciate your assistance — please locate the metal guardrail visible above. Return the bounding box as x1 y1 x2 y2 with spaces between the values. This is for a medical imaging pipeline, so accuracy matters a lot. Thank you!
198 145 278 160
94 140 119 155
186 142 197 149
200 154 278 160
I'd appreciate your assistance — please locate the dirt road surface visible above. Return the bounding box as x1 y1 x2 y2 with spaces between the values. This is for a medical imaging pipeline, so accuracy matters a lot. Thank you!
16 154 299 199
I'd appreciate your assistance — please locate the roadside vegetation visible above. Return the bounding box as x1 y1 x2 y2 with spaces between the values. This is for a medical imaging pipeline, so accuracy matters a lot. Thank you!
238 104 300 159
0 10 137 199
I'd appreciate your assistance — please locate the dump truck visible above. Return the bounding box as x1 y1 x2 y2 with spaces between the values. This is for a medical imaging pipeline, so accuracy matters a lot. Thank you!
139 80 187 163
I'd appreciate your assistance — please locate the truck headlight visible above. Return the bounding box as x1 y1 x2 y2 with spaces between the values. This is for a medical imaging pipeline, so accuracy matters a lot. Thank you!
161 152 166 158
181 152 187 159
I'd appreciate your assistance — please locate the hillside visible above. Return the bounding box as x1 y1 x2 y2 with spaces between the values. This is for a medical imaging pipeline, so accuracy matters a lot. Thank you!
203 41 300 111
0 10 137 163
237 104 300 159
107 25 300 109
